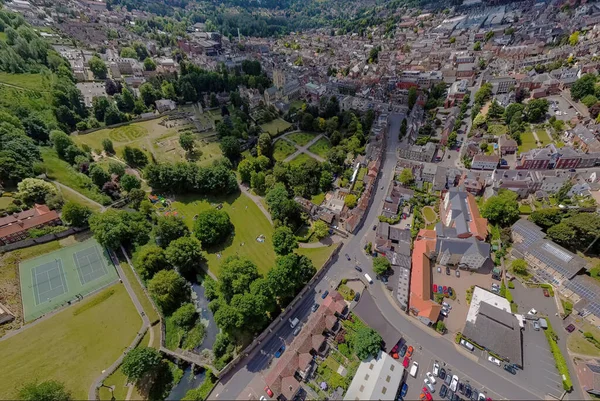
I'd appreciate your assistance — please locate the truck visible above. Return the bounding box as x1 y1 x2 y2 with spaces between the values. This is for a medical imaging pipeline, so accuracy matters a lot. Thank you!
409 361 419 378
539 318 548 330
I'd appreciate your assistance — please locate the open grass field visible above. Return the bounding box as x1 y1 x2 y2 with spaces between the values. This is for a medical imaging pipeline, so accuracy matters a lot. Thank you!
536 129 553 146
273 139 297 162
567 331 600 357
166 193 276 276
41 148 112 206
119 260 160 324
0 72 46 91
308 137 331 158
54 183 103 212
287 132 318 146
422 206 437 223
296 245 336 271
518 131 537 153
0 284 141 400
289 153 317 167
261 118 292 137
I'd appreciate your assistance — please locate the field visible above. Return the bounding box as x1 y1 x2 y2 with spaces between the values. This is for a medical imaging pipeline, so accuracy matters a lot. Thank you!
41 148 112 205
296 245 336 270
0 284 141 400
518 131 537 153
289 153 317 167
261 118 292 137
308 137 332 158
54 183 103 212
73 118 222 167
0 196 14 209
287 132 318 146
0 72 46 91
119 260 160 323
536 129 553 146
487 124 508 137
273 139 297 161
166 193 276 276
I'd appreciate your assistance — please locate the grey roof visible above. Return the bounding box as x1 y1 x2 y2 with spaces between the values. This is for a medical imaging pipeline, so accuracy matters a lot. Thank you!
445 188 471 236
462 302 523 366
564 275 600 319
435 236 491 259
511 219 545 253
389 227 411 243
376 222 390 238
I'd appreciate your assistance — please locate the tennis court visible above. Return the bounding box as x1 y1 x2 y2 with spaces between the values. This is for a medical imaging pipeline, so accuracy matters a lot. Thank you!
19 238 119 322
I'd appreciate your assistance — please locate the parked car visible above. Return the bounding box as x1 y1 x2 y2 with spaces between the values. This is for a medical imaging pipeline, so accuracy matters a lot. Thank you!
354 265 362 272
444 372 452 386
403 356 410 368
456 270 460 278
264 386 274 397
293 326 302 336
441 309 449 317
465 384 472 399
488 355 501 366
353 292 360 302
433 284 438 293
406 345 414 358
440 384 448 399
345 253 351 261
450 390 459 401
443 286 448 294
275 344 286 358
373 224 377 230
311 303 319 312
442 302 451 310
448 287 454 297
400 383 408 398
446 266 451 275
458 382 465 395
503 364 517 375
450 375 459 392
391 343 399 354
421 388 433 401
410 361 419 378
471 390 479 401
426 371 437 385
533 321 540 331
543 288 550 297
528 308 537 315
400 344 408 357
439 367 447 380
321 290 329 299
433 362 440 377
424 378 435 393
566 324 576 333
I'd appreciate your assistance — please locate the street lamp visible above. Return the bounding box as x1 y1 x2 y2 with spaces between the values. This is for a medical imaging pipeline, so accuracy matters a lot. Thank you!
100 384 116 401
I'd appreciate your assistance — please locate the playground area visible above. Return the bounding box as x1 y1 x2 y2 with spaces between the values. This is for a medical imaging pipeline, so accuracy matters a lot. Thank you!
19 238 119 322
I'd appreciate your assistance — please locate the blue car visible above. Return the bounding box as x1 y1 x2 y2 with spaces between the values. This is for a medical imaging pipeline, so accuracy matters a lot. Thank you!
275 345 285 358
400 383 408 398
321 290 329 299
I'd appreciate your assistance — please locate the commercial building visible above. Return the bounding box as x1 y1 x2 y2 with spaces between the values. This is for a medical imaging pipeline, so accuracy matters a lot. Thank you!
440 188 488 240
344 351 405 401
471 154 499 170
409 229 441 325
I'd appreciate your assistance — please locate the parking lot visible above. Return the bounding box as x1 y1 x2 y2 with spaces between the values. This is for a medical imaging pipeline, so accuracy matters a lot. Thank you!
431 266 494 334
546 94 587 122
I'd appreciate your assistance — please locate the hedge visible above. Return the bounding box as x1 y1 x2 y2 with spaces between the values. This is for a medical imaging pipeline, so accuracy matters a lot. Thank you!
544 319 573 391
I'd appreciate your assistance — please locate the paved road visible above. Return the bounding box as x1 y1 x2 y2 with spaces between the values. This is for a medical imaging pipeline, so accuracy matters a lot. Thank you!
210 110 546 401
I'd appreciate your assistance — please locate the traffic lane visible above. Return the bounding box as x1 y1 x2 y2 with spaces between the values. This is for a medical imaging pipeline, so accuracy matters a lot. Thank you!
369 283 541 400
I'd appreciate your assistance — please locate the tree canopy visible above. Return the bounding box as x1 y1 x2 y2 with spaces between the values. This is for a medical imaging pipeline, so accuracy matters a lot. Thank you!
194 209 233 247
148 269 189 314
353 327 382 360
121 347 163 382
19 380 71 401
481 190 520 227
272 226 298 255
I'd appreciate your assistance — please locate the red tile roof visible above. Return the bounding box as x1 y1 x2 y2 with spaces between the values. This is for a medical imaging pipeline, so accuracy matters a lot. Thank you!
409 230 441 322
0 204 60 240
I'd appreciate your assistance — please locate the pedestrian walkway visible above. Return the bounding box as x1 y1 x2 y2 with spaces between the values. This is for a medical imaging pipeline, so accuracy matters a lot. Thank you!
282 134 326 163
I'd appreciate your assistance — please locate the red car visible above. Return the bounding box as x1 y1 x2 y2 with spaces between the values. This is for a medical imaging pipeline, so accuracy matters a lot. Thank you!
422 388 433 401
403 356 410 368
433 284 438 293
443 285 448 294
406 345 414 358
264 386 274 397
543 288 550 297
391 343 399 354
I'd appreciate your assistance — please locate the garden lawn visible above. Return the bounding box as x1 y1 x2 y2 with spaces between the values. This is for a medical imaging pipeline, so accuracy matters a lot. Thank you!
519 204 532 214
168 193 276 276
0 285 140 400
518 131 537 153
40 148 112 205
0 72 45 91
308 137 332 158
289 153 317 167
567 332 600 357
261 118 292 137
422 206 437 222
296 245 336 270
119 261 160 323
311 193 326 205
287 132 318 146
273 139 297 161
536 129 553 146
487 124 508 136
0 196 14 209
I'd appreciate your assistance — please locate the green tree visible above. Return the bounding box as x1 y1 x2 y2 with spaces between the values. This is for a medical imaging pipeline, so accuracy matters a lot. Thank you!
571 74 597 100
162 81 177 100
569 31 580 46
408 87 417 110
265 183 302 228
218 256 260 302
120 47 138 58
88 56 107 79
194 209 233 247
481 190 520 227
267 254 315 303
61 201 92 227
504 103 525 124
121 174 141 192
88 164 110 188
179 131 196 153
148 269 188 313
220 136 241 161
345 194 358 208
156 215 189 247
582 94 599 108
512 259 528 275
108 162 125 177
556 181 573 202
272 226 298 255
121 347 163 382
17 178 57 204
89 210 151 249
165 236 205 277
373 257 391 275
257 133 273 158
171 303 198 329
313 220 329 239
488 100 505 119
525 99 549 122
49 130 74 160
123 146 148 168
529 208 563 229
139 82 158 107
102 138 115 154
134 245 170 280
19 380 71 401
143 57 156 71
473 41 481 51
354 327 382 360
399 168 414 186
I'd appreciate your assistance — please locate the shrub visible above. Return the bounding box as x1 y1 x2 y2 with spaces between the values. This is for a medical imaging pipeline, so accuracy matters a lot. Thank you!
455 332 462 344
508 281 515 289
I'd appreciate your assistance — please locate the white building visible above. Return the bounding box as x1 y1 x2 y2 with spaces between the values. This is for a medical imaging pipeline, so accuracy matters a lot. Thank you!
471 155 499 170
344 351 404 401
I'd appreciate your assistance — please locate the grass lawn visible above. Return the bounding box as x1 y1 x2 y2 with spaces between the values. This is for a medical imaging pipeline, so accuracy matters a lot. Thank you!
290 100 305 109
567 331 600 357
518 131 537 153
273 139 297 161
308 137 332 158
311 193 326 205
40 148 112 205
296 245 335 270
519 204 532 214
167 193 276 276
287 132 318 146
261 118 292 137
487 124 508 136
422 206 437 222
536 129 552 146
54 183 103 212
289 153 317 167
0 196 14 209
0 284 141 400
0 72 46 91
119 260 160 324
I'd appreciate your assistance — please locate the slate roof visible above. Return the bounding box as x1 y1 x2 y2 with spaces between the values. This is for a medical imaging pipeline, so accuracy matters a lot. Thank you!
462 302 523 366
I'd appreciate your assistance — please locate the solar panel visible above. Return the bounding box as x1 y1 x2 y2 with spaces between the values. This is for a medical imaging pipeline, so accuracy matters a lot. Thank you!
540 242 573 263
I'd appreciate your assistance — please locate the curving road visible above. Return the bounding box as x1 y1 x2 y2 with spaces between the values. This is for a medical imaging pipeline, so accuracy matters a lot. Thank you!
210 111 542 401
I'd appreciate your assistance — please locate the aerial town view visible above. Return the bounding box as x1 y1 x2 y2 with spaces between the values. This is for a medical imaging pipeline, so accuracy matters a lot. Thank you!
4 0 600 400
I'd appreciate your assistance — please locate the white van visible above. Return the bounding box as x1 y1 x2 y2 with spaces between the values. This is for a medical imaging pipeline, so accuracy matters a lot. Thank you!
460 339 475 351
290 317 299 328
364 273 373 284
409 361 419 378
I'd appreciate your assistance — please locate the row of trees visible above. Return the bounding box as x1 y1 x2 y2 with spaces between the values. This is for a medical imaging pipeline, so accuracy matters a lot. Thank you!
529 208 600 254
